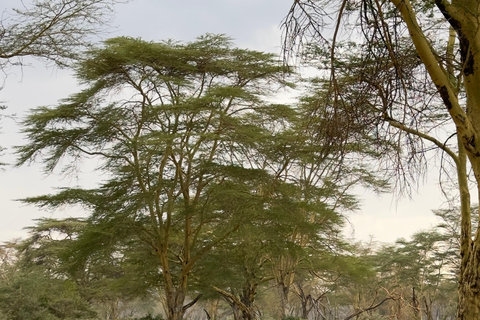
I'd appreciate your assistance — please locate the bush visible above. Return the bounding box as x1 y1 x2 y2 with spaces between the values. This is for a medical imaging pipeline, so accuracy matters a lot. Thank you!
135 314 164 320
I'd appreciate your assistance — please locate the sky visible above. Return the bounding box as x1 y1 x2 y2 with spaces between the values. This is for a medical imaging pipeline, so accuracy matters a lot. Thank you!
0 0 447 245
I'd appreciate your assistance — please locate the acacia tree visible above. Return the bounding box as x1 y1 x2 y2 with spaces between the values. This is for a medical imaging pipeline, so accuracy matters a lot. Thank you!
190 67 382 320
0 0 121 69
200 224 277 320
374 231 456 320
195 189 345 320
12 218 158 319
0 233 96 320
16 34 296 320
0 0 123 166
270 78 384 319
283 0 480 317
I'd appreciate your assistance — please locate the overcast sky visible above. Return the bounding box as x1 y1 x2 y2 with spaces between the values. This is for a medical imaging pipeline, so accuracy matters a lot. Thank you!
0 0 446 244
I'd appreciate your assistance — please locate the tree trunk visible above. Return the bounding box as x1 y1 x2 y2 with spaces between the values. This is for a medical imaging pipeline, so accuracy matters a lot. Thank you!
240 282 258 320
274 255 296 319
204 299 219 320
164 287 187 320
458 204 480 319
456 138 476 319
105 300 120 320
412 287 420 320
458 250 480 319
455 1 480 313
279 283 290 318
388 0 480 318
294 284 311 319
213 283 258 320
158 244 189 320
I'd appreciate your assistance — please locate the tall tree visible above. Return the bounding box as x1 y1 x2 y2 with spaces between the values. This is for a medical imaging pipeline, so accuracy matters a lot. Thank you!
0 0 121 70
189 68 379 320
195 188 343 320
13 218 157 319
0 238 96 320
283 0 480 317
269 78 385 319
0 0 124 166
16 34 294 320
375 231 456 320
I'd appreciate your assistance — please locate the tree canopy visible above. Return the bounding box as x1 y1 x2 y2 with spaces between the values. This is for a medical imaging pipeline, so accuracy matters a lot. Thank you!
14 32 384 320
0 0 121 69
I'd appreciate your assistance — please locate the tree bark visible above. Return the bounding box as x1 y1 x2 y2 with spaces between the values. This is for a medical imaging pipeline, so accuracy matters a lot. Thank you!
213 285 258 320
293 283 311 319
164 288 186 320
278 283 290 319
157 245 190 320
388 0 480 317
412 287 421 320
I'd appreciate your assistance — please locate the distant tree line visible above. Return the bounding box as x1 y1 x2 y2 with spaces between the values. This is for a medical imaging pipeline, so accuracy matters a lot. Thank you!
0 207 464 319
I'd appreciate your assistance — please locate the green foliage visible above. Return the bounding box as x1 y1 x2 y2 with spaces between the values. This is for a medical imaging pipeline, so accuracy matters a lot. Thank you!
15 33 386 320
15 33 301 319
0 265 95 319
0 0 122 69
8 217 158 319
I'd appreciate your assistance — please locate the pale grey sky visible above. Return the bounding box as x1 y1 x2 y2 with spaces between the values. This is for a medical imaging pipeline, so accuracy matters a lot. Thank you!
0 0 444 244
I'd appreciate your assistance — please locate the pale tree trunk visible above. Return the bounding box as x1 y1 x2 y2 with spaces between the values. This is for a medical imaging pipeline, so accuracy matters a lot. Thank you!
163 282 202 320
423 296 434 320
452 3 480 314
203 299 220 320
456 136 476 319
238 280 259 320
279 285 289 318
388 0 480 318
106 301 119 320
164 289 186 320
298 290 310 319
390 299 403 320
213 284 259 320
